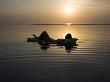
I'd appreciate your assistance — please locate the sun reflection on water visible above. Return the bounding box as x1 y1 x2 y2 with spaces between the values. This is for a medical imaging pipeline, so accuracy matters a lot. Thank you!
66 23 72 26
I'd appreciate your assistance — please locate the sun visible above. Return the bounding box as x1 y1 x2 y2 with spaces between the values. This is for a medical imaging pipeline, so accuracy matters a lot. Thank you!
65 5 73 14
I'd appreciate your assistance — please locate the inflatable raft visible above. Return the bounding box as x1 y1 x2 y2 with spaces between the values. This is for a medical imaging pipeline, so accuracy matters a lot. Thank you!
27 37 78 46
27 32 79 50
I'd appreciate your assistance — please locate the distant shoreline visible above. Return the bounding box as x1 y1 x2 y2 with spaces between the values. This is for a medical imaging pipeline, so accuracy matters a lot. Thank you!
30 24 110 25
0 24 110 25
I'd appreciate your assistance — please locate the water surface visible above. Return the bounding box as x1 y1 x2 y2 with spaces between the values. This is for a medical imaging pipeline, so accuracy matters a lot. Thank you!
0 25 110 82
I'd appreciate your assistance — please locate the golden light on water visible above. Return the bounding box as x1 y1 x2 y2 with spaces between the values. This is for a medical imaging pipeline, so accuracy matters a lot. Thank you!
66 23 72 25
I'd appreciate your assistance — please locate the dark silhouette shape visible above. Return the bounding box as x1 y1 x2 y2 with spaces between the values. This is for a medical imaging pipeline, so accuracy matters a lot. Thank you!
41 46 48 50
27 31 78 51
65 33 72 39
33 34 38 39
40 43 49 50
38 31 51 42
64 40 73 50
64 33 76 50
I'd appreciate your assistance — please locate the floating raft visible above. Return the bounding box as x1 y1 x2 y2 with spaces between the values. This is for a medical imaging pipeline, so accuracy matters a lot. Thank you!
27 38 39 42
27 37 78 46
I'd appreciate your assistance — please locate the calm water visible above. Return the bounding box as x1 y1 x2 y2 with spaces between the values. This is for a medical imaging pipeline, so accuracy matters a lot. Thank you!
0 25 110 82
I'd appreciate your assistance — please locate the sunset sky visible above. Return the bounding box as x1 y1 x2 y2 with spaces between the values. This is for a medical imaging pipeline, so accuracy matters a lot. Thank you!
0 0 110 24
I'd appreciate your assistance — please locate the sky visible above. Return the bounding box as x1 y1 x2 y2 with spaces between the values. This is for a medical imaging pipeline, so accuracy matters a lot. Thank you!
0 0 110 24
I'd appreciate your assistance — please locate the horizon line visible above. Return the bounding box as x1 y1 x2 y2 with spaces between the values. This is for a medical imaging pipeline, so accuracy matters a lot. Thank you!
0 23 110 25
29 23 110 25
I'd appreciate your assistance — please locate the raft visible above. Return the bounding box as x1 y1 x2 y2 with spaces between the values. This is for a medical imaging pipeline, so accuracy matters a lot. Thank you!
27 37 78 46
27 38 39 42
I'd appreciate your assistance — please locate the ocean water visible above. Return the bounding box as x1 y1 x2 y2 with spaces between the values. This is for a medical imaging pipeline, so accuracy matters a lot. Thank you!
0 25 110 82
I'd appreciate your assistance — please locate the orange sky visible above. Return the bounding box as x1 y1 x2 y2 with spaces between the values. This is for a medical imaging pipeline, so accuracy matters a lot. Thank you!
0 0 110 24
